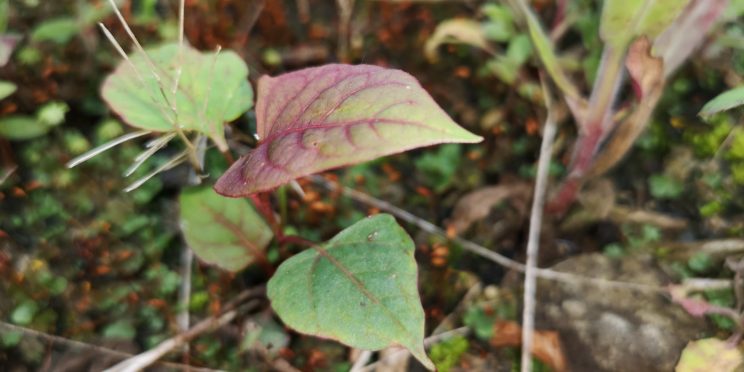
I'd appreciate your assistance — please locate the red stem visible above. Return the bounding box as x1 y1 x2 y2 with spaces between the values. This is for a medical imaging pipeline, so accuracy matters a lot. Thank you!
278 235 317 247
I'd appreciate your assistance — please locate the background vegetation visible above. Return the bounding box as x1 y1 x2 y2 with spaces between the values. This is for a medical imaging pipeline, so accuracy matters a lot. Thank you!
1 0 743 371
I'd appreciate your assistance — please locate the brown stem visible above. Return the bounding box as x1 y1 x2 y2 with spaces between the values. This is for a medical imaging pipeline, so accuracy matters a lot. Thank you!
220 149 235 165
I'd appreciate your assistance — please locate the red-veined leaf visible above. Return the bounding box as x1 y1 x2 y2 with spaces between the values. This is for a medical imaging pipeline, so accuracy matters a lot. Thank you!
215 64 482 197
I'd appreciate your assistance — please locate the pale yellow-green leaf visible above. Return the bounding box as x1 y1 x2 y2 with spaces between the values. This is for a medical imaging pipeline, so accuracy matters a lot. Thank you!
425 19 491 62
676 338 744 372
600 0 690 48
519 3 581 101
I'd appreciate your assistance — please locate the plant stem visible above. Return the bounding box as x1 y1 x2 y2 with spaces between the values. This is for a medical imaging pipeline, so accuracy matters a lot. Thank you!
520 88 557 372
278 184 288 225
548 45 626 213
278 235 317 247
249 193 282 240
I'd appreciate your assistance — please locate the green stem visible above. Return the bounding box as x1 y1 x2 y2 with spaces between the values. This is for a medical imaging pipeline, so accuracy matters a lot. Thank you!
584 45 625 133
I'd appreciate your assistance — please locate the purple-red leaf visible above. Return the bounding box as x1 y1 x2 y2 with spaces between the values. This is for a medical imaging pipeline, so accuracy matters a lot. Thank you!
215 64 482 197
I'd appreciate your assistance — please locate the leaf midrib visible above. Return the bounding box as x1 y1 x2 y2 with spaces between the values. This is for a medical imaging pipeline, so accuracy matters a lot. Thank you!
307 240 416 344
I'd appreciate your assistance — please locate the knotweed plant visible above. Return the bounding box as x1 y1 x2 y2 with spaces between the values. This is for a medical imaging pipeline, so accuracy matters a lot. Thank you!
71 0 484 370
59 0 733 370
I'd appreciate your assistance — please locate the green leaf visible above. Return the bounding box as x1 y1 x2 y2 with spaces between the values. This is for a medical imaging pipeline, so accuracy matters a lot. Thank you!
11 300 39 325
430 336 469 372
463 306 495 340
600 0 689 48
0 80 15 100
215 64 482 197
79 0 123 25
519 2 581 101
0 116 50 140
700 86 744 117
0 330 22 347
424 19 491 62
101 42 253 151
481 4 515 42
240 313 289 356
179 186 273 272
36 101 68 126
103 320 137 340
505 34 532 66
415 144 461 192
688 252 712 273
0 0 8 33
634 0 690 39
267 214 434 370
31 18 79 44
649 174 684 199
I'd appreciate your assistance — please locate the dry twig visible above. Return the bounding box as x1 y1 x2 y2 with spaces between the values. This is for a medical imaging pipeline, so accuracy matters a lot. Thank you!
102 286 264 371
520 80 557 372
311 175 665 294
0 322 222 372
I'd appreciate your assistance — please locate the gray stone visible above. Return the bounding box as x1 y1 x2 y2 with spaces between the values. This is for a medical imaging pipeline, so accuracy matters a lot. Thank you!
536 253 710 371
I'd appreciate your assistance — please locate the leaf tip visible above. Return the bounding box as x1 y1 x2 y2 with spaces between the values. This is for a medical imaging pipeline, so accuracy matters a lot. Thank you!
408 343 435 370
213 156 253 197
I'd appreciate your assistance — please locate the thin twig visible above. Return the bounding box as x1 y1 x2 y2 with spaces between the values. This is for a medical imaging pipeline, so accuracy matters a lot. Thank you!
103 286 265 372
0 165 16 185
66 130 151 169
350 350 373 372
310 175 665 294
336 0 355 61
232 0 266 47
177 245 194 356
171 0 186 130
520 81 557 372
124 132 176 176
682 278 734 292
104 310 239 372
124 150 188 192
0 322 222 372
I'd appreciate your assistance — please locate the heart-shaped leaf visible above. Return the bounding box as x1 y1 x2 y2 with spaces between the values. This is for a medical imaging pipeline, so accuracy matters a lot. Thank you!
102 42 253 151
267 214 434 370
179 186 273 272
214 64 482 197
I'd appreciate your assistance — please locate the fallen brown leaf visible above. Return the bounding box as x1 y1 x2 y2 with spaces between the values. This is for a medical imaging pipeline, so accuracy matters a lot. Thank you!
449 183 531 235
490 320 567 372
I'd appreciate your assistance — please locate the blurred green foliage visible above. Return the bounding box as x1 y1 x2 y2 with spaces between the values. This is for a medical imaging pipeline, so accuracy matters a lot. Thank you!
430 336 469 372
415 144 462 192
